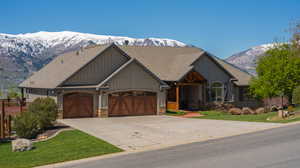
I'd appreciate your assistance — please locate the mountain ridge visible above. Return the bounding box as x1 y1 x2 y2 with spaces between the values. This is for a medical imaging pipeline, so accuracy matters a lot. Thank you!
0 31 188 89
225 43 275 75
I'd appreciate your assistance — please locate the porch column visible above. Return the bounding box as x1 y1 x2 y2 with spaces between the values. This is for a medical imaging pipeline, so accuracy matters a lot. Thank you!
176 85 180 110
98 91 108 118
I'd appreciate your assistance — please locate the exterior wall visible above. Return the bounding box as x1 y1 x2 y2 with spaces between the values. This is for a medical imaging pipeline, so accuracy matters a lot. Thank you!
62 46 129 86
25 88 57 103
193 54 233 102
98 61 165 117
106 62 161 91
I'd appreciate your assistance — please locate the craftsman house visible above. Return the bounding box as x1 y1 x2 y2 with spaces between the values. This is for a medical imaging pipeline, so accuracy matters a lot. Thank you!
19 43 255 118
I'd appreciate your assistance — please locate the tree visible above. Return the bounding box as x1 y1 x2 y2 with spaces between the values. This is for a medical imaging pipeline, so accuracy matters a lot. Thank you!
7 86 21 99
292 86 300 105
250 43 300 102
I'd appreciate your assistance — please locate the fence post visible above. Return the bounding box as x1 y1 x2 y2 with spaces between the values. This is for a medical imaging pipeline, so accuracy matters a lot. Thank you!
0 100 4 139
7 115 11 137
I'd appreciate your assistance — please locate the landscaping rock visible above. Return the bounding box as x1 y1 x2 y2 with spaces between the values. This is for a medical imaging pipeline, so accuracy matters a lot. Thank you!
229 108 242 115
242 107 256 115
12 138 33 152
256 107 266 114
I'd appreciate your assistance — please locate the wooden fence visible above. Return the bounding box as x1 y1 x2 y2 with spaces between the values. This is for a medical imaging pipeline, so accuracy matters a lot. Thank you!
0 98 27 139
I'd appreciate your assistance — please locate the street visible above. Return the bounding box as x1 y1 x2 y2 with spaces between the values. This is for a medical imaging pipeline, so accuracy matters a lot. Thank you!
55 123 300 168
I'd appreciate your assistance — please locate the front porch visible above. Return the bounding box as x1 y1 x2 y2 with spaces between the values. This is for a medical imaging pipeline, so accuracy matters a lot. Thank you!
167 71 207 111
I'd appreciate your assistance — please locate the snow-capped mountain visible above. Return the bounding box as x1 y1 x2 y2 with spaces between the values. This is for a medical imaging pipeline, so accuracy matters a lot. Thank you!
0 31 188 89
226 44 275 75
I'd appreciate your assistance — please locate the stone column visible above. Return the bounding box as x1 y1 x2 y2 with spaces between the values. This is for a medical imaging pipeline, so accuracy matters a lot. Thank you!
98 92 108 117
158 90 167 115
57 93 63 119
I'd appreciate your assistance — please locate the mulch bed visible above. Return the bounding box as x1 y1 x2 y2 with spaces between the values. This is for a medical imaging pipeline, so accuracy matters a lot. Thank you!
33 122 72 141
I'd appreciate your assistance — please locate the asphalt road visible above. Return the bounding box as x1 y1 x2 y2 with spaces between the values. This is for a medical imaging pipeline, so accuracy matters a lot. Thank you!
60 124 300 168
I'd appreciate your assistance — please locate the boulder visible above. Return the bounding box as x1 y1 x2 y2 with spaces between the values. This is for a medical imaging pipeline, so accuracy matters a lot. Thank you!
12 138 33 152
256 107 266 114
229 108 242 115
242 107 256 115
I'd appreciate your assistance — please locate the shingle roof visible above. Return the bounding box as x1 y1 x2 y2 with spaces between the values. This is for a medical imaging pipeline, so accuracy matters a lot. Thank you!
118 45 205 81
19 44 111 88
19 44 252 89
212 56 253 86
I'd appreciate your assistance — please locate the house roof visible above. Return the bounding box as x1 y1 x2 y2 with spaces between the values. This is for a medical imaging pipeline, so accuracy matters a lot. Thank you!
118 45 205 81
212 56 253 86
19 44 111 88
19 43 252 89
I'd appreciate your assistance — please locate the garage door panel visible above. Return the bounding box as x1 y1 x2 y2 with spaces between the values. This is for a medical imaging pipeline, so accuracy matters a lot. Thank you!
63 93 93 118
108 91 156 117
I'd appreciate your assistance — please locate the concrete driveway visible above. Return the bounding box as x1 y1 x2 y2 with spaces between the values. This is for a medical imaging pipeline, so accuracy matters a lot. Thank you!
59 116 281 151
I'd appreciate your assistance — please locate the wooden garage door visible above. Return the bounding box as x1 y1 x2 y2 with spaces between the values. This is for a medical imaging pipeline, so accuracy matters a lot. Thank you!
63 93 93 118
108 91 157 117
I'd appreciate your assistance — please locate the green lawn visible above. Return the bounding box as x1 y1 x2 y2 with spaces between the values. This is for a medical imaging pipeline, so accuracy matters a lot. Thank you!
196 111 300 123
166 110 187 116
0 130 123 168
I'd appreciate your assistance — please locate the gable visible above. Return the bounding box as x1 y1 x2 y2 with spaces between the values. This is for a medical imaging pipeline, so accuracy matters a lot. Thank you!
104 60 161 91
193 54 232 83
19 44 110 89
62 46 129 86
213 56 252 86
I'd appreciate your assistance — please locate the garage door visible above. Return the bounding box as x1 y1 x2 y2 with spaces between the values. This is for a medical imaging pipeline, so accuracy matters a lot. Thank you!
63 93 94 118
108 91 157 117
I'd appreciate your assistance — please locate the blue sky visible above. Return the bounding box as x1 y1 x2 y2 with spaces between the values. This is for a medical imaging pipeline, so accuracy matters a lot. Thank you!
0 0 299 58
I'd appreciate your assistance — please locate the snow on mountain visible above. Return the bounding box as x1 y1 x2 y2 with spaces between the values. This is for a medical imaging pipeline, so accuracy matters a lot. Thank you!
225 44 275 75
0 31 188 89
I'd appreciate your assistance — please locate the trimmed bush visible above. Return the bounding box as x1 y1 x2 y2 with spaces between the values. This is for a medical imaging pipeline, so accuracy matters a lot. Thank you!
293 86 300 105
28 97 58 130
13 111 39 139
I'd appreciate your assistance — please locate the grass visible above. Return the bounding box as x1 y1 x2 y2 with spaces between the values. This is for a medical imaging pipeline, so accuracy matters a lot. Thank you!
197 111 277 122
196 111 300 123
0 130 123 168
166 110 187 116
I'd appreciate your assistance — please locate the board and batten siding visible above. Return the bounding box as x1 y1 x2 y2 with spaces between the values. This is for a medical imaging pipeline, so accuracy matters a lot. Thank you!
99 61 165 111
193 54 234 101
193 54 231 83
62 46 129 86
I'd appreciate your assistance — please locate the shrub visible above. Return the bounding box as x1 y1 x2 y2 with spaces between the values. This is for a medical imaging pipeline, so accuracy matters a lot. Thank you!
293 86 300 105
28 97 58 130
13 111 39 139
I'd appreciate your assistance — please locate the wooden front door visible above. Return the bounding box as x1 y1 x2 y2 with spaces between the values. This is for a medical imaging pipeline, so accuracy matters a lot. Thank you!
63 93 93 118
108 91 157 117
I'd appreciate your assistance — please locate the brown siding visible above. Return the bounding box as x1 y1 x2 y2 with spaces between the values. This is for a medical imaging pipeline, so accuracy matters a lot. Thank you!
62 46 129 86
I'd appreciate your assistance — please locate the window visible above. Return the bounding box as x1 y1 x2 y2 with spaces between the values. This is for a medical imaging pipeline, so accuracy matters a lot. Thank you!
211 82 223 102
